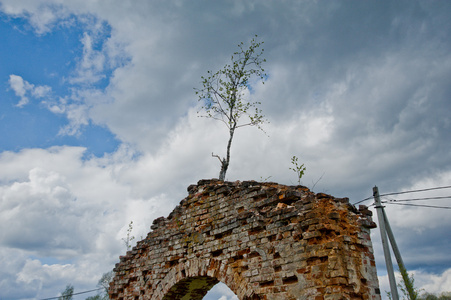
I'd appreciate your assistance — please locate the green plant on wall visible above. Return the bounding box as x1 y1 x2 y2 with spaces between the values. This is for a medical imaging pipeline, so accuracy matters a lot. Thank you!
290 155 306 185
259 175 272 182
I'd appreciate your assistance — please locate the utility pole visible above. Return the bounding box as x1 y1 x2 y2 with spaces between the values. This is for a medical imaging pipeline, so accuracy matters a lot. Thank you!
373 186 399 300
381 196 417 299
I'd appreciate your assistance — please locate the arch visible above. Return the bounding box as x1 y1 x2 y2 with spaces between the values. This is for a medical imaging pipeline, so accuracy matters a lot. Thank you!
157 258 255 300
205 282 239 300
110 180 381 299
162 276 219 300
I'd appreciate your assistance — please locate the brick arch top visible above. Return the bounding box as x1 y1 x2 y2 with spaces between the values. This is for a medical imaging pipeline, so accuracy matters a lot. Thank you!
109 180 381 300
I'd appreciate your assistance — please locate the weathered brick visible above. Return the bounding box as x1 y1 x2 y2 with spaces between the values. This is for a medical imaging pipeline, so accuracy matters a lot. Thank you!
109 180 381 300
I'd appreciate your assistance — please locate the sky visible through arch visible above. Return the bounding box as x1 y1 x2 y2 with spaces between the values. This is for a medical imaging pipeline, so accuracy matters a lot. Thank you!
0 1 450 299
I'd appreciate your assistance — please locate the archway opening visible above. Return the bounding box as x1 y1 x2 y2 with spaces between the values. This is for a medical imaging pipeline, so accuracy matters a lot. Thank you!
162 277 239 300
162 276 219 300
203 282 238 300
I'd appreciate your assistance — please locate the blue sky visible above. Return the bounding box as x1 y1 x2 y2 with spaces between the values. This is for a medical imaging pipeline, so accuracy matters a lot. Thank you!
0 14 119 157
0 1 450 299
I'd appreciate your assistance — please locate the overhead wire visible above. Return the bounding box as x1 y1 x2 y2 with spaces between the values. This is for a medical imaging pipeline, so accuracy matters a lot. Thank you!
380 195 451 209
353 196 373 205
377 192 451 210
366 195 451 209
383 202 451 210
378 185 451 197
352 185 451 205
37 287 104 300
383 195 451 202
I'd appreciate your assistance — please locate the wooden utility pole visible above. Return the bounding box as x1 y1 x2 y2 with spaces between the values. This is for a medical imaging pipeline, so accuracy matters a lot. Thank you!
373 186 399 300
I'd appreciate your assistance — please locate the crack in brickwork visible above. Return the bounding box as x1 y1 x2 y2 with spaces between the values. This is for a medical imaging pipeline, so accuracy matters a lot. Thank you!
109 180 381 300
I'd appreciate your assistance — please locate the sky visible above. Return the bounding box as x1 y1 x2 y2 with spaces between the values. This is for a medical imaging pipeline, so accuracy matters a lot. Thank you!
0 1 450 299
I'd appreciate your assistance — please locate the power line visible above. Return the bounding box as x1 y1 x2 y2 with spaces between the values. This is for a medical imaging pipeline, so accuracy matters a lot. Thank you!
384 196 451 202
352 185 451 205
353 196 373 205
383 202 451 210
38 287 103 300
379 185 451 197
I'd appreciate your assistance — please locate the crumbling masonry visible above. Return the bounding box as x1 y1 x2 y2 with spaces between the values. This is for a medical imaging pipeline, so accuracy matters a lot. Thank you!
110 180 381 299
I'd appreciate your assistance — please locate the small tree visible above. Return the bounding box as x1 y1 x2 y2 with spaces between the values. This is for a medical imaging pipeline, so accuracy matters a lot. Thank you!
98 270 114 293
399 265 419 300
86 270 114 300
196 35 267 181
86 295 102 300
419 292 451 300
59 284 74 300
122 221 135 250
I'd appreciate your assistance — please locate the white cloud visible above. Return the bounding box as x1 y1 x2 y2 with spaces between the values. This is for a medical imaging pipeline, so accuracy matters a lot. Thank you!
8 74 31 106
0 1 70 34
32 84 52 98
58 102 90 136
0 249 42 299
205 282 239 300
0 167 89 256
8 74 51 107
0 146 153 297
416 269 451 295
68 30 107 85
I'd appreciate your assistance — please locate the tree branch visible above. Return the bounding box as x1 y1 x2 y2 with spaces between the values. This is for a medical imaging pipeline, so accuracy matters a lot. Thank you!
212 153 223 163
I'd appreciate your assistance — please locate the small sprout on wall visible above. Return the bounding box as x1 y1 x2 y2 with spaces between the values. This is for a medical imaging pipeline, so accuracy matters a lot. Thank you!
290 155 306 185
259 175 272 182
122 221 135 250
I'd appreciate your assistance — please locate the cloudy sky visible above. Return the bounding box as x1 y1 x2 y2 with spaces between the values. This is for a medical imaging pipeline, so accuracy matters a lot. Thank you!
0 1 450 299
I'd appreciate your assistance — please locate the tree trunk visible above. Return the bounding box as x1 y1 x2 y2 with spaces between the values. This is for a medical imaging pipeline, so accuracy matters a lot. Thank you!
218 127 235 181
218 162 227 181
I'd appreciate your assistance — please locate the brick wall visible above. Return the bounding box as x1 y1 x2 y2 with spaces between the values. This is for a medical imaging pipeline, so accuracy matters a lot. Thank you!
109 179 381 300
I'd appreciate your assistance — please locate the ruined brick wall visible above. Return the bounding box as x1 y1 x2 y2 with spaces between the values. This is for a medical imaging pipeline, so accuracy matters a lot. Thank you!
110 180 381 300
